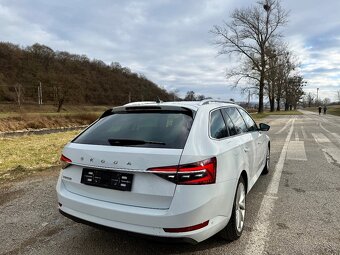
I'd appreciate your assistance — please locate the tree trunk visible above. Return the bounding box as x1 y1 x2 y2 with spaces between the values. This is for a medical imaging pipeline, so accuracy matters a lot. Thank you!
57 98 64 112
269 83 275 112
276 98 281 111
258 75 264 113
270 97 275 112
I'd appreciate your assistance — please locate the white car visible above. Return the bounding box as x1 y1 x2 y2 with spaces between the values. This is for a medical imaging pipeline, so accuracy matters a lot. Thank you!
56 100 270 243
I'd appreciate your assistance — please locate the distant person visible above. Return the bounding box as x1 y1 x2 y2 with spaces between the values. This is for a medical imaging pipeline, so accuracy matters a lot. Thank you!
323 105 327 115
318 106 322 115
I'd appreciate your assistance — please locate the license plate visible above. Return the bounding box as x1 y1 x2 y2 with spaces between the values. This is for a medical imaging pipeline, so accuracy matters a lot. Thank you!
81 168 133 191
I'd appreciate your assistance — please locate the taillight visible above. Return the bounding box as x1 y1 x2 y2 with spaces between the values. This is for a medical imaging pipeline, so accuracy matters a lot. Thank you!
147 157 216 185
60 154 72 169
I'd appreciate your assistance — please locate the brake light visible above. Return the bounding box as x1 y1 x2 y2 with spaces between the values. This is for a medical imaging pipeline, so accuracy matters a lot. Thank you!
147 157 216 185
60 154 72 169
164 220 209 233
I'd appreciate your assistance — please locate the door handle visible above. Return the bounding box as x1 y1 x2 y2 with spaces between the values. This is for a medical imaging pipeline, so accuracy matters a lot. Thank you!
244 147 250 152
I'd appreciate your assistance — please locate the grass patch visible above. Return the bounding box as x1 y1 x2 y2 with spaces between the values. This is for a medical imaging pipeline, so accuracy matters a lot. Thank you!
327 105 340 116
0 112 100 132
303 105 340 116
0 130 79 181
250 110 303 120
0 104 110 114
0 104 109 132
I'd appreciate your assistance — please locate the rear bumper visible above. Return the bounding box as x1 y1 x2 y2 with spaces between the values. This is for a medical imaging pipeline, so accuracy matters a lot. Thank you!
59 209 197 244
56 175 237 243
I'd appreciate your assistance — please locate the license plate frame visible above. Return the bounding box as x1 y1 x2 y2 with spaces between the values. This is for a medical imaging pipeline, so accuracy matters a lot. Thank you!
81 168 133 191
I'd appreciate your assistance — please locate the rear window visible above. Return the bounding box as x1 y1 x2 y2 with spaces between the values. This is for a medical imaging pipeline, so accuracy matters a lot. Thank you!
73 112 193 149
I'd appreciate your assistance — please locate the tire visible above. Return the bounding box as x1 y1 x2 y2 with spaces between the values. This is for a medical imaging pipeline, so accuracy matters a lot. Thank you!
261 145 270 175
219 177 246 241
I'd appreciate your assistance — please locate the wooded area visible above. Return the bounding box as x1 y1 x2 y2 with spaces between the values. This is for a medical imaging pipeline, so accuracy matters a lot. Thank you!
0 42 172 110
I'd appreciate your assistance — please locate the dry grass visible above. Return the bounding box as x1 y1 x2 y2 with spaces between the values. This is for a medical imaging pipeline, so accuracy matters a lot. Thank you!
0 130 79 181
304 105 340 116
0 104 108 132
0 104 109 114
250 110 303 120
328 106 340 116
0 112 99 132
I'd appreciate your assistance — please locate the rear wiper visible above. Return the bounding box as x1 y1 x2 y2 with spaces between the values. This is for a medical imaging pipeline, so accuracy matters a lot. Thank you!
108 139 166 146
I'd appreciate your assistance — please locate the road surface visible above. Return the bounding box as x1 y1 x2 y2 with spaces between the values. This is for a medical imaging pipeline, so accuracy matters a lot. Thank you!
1 111 340 255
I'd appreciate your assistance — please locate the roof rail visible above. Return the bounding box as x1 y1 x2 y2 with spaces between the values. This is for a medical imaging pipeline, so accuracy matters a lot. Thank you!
124 101 157 106
199 99 235 105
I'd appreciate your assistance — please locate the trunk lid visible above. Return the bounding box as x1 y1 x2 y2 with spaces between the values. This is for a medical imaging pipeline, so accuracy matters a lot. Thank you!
61 143 182 209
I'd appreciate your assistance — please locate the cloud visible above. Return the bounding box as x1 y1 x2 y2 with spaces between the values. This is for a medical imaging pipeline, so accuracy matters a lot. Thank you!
0 0 339 101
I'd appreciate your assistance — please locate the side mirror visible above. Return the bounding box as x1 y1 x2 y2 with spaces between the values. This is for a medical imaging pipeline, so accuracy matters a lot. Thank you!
259 123 270 131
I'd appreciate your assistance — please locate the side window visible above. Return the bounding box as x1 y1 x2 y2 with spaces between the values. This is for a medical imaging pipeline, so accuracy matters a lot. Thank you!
221 109 238 136
238 108 258 132
210 110 228 139
224 107 248 134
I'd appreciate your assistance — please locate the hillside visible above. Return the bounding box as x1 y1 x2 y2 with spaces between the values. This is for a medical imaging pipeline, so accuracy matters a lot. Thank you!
0 42 172 109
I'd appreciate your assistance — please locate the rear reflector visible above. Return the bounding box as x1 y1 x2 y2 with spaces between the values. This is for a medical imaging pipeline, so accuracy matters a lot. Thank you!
147 157 217 185
164 220 209 233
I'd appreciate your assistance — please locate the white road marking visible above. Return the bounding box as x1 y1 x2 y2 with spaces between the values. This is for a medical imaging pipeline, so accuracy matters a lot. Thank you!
312 133 331 144
331 133 340 143
268 118 295 194
301 126 307 139
286 141 307 161
319 122 340 144
275 118 293 135
244 118 295 254
312 132 340 166
295 132 299 141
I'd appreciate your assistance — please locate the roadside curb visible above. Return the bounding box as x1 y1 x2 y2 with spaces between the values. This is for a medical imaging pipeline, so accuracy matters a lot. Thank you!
0 125 87 138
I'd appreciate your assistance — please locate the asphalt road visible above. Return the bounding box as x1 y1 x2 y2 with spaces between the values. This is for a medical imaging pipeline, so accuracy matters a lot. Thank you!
1 111 340 255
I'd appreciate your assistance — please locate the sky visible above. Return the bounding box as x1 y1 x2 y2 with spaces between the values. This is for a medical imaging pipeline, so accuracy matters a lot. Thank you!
0 0 339 102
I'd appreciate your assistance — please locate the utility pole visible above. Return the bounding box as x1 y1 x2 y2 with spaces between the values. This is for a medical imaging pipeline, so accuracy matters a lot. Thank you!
38 85 40 105
316 87 319 105
40 81 43 105
247 90 251 107
38 81 43 105
128 92 131 103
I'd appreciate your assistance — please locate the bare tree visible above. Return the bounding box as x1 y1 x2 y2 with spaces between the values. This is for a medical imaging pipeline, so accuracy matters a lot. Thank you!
212 0 289 113
323 97 331 105
184 91 197 101
305 92 315 108
54 84 69 112
170 89 180 101
196 94 206 101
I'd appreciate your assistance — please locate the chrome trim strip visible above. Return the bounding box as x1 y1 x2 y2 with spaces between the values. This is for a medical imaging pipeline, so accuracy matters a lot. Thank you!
72 163 146 173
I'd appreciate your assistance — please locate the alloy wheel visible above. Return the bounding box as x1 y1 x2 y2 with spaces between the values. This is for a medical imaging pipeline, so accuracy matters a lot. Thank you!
235 182 246 233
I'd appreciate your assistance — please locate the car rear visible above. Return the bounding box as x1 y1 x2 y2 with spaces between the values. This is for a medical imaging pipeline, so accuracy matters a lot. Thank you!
56 104 233 242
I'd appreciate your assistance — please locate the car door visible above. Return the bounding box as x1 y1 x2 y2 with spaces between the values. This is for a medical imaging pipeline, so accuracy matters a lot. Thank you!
222 107 256 182
237 108 266 175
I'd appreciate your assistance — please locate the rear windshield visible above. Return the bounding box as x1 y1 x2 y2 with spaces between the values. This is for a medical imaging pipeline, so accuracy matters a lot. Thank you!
73 112 193 149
